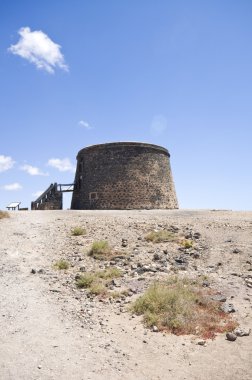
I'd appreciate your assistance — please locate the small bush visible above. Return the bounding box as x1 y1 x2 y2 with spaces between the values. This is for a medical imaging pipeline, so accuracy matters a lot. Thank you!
181 239 193 249
71 226 86 236
89 282 107 296
54 260 69 270
76 274 106 296
76 267 122 298
0 211 9 219
145 230 176 243
88 240 112 259
110 291 122 299
76 273 95 288
131 276 237 339
96 267 122 280
110 290 129 299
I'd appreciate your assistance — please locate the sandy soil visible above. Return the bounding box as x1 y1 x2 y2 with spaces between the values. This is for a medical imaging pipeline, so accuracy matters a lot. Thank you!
0 210 251 380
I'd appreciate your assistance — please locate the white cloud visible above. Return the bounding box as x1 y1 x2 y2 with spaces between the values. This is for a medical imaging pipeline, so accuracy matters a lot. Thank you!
78 120 93 130
8 27 68 74
2 182 23 191
150 114 168 136
32 190 43 198
21 164 48 176
47 158 75 173
0 155 15 172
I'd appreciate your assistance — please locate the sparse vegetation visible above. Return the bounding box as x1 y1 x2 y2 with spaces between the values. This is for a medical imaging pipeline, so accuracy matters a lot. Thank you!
76 267 123 297
53 259 69 270
0 211 9 219
109 291 123 299
109 289 129 299
96 267 122 279
88 240 112 259
145 230 176 243
76 273 95 288
71 226 86 236
89 282 107 296
131 276 238 339
180 239 193 249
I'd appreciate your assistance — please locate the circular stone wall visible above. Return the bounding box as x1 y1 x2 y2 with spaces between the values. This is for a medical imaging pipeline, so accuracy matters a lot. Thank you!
71 142 178 210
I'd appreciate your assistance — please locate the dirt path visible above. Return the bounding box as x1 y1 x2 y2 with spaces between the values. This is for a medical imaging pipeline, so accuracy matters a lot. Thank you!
0 211 106 379
0 210 251 379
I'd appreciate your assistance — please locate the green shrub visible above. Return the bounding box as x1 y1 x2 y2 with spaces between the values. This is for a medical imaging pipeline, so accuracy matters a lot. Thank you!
76 273 95 288
54 260 69 270
89 282 107 296
131 276 238 339
76 267 122 298
181 239 193 249
96 267 122 280
145 230 176 243
71 226 86 236
110 290 129 299
88 240 111 259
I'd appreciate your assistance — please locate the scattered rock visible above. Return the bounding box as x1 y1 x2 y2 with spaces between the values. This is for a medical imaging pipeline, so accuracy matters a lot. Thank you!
129 287 137 294
234 328 251 337
174 256 187 265
193 232 201 239
169 225 179 233
112 279 121 287
192 252 200 259
211 294 227 302
197 340 206 346
226 332 237 341
233 248 241 254
31 268 36 274
245 278 252 288
153 253 161 261
122 239 128 247
220 303 236 313
202 280 210 287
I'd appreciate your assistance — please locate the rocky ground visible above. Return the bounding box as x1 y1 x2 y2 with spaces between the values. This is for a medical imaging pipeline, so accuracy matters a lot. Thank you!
0 209 251 380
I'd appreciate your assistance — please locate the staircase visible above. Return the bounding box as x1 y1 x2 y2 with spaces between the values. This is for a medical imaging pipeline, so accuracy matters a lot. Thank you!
31 183 63 210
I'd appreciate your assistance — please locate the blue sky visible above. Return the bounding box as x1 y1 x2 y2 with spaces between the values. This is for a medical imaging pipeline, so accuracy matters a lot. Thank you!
0 0 251 210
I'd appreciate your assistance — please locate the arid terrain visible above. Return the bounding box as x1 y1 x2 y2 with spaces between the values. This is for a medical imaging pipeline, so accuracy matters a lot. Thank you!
0 209 251 380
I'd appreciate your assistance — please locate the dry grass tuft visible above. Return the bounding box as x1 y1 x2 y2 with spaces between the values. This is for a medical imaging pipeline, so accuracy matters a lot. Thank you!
87 241 127 261
0 211 10 219
71 226 86 236
88 240 113 260
180 239 194 248
131 276 238 339
76 267 123 297
76 273 94 288
145 230 176 243
53 260 69 270
96 267 122 280
89 282 107 296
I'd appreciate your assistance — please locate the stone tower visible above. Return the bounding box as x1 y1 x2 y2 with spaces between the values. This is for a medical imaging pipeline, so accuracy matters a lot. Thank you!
71 142 178 210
